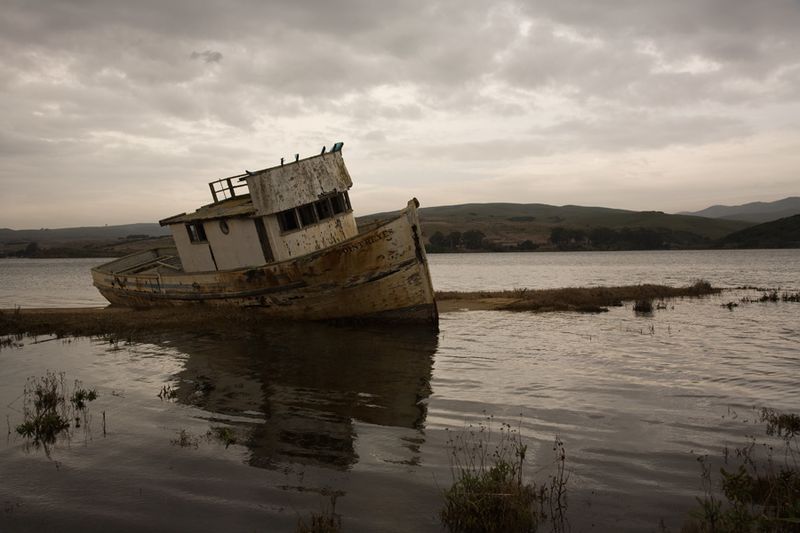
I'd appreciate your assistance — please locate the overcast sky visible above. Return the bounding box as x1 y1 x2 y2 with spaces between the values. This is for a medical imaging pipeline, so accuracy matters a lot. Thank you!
1 0 798 229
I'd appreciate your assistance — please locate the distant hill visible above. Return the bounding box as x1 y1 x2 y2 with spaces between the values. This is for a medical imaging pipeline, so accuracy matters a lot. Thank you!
717 215 800 249
0 223 171 257
359 202 753 251
679 196 800 223
0 223 170 245
6 201 793 258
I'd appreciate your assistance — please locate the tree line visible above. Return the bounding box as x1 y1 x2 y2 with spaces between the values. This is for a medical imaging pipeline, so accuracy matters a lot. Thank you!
425 226 711 253
549 226 708 250
426 230 537 253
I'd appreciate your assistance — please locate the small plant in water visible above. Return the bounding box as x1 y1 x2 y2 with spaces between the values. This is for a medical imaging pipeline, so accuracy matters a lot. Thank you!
171 429 200 448
440 417 568 533
14 372 98 449
158 384 177 401
685 407 800 531
295 491 343 533
70 386 98 410
208 426 237 448
633 299 654 313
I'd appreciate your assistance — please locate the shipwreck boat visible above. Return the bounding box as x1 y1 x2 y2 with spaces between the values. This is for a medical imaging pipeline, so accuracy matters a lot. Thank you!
91 143 438 327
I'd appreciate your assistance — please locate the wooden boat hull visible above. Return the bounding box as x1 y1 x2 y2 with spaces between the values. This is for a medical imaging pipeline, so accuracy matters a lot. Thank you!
91 200 438 327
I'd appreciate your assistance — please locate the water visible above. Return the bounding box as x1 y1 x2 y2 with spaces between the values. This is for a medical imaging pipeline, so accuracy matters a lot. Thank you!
0 258 110 308
429 249 800 291
1 251 799 531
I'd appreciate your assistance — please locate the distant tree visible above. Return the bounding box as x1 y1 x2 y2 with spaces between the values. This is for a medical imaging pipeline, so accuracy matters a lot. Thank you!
429 231 447 249
588 227 617 248
550 227 567 245
446 231 462 249
516 240 538 251
23 242 39 257
462 230 486 250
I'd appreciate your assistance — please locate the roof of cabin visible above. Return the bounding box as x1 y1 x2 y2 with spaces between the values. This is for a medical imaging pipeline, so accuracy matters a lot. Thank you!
159 195 256 226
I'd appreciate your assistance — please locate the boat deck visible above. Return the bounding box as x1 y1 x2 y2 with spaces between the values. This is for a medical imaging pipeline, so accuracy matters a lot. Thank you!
95 247 185 276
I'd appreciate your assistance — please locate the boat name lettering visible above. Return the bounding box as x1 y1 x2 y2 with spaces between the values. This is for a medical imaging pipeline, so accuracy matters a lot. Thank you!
340 229 394 254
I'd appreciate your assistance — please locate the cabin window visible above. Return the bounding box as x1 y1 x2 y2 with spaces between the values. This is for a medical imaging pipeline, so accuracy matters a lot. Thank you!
277 209 300 232
330 193 346 214
298 204 317 226
276 192 352 233
186 221 207 243
315 198 333 221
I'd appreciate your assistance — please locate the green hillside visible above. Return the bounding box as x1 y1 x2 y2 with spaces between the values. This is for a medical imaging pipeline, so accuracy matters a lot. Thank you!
717 215 800 249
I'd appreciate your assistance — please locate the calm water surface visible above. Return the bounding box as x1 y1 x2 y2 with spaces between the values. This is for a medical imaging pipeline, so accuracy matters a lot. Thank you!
1 251 799 531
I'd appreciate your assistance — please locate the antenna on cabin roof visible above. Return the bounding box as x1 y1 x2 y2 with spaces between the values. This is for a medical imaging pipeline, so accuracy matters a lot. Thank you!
331 142 344 152
295 154 299 162
280 157 284 166
320 146 326 155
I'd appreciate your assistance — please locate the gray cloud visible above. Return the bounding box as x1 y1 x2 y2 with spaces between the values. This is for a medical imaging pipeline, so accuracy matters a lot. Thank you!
191 50 223 63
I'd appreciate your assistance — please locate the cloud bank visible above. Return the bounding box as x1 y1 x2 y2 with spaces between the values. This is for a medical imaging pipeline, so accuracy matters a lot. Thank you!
1 0 798 227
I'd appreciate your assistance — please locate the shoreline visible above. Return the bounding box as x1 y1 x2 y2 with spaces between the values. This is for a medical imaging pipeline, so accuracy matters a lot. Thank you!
0 282 720 338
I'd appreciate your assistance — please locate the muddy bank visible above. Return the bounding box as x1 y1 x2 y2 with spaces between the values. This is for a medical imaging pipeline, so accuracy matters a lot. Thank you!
0 282 719 339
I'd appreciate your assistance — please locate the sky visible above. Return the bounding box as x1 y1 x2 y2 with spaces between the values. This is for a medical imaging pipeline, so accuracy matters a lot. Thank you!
1 0 799 229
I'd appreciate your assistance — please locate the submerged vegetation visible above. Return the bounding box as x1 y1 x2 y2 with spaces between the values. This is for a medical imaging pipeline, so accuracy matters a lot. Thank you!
440 419 567 533
722 290 800 309
686 408 800 532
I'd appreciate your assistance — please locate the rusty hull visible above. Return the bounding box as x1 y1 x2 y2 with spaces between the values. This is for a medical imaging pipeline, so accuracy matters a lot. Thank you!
92 199 438 327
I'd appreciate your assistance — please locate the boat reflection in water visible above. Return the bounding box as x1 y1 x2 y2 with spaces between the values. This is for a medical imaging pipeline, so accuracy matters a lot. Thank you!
166 322 437 469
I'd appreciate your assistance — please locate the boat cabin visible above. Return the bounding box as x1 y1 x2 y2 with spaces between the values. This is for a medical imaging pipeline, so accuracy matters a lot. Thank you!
159 143 358 272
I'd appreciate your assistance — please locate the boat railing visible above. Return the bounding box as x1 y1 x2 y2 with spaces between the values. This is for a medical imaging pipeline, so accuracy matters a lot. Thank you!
209 176 250 203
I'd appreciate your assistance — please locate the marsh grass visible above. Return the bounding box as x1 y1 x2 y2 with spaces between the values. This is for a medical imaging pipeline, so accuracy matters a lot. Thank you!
158 384 177 401
208 426 237 448
633 299 654 313
738 290 800 305
170 426 239 449
440 418 568 533
685 408 800 532
0 335 23 350
438 280 718 313
296 492 342 533
14 372 98 451
171 428 200 448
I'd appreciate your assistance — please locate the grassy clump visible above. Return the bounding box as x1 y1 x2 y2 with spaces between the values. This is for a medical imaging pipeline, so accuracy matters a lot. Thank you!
633 299 654 313
170 429 203 448
686 408 800 531
296 493 342 533
70 387 98 410
14 372 98 448
440 419 567 533
737 290 800 305
208 426 237 448
438 280 719 313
